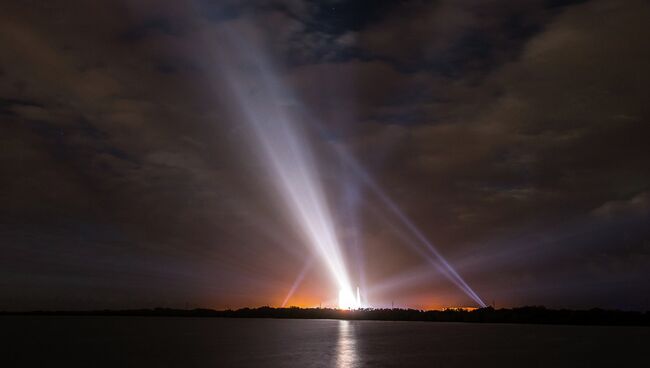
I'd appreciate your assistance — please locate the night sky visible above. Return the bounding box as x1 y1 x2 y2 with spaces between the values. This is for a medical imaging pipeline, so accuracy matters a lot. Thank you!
2 0 649 311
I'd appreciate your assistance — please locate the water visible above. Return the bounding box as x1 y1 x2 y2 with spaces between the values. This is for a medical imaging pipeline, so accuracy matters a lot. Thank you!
4 317 649 367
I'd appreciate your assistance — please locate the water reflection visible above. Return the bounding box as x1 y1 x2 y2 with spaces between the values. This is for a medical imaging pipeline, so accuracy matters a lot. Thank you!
336 320 358 368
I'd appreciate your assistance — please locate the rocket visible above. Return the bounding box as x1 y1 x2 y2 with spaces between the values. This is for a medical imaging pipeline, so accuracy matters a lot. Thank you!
356 286 361 308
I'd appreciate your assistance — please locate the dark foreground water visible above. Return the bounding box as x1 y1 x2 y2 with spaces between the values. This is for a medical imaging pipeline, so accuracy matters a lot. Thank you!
4 317 650 367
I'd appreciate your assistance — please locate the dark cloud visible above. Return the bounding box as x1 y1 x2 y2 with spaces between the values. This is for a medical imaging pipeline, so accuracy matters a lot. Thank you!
1 0 649 310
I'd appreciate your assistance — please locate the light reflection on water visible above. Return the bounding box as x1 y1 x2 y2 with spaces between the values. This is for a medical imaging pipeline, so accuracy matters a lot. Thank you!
5 317 650 367
336 320 358 368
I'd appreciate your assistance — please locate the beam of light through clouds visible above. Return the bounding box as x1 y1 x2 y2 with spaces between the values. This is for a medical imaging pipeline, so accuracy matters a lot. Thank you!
331 145 487 307
209 18 484 309
0 0 647 312
211 25 358 308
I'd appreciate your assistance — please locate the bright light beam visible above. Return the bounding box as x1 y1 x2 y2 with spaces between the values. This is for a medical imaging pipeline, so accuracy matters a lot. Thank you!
281 256 314 307
213 26 357 309
332 145 487 307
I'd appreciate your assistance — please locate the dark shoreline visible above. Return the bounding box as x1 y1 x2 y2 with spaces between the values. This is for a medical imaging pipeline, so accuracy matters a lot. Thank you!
2 306 649 326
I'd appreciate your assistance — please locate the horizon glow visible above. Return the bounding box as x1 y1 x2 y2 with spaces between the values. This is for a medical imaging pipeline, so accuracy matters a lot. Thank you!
281 256 314 308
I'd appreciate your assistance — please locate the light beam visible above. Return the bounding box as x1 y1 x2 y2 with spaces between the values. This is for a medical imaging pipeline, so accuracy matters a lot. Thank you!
213 25 357 307
332 145 487 307
281 256 314 307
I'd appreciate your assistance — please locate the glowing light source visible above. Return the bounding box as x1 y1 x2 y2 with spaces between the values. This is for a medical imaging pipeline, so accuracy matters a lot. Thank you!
338 288 354 310
338 287 361 310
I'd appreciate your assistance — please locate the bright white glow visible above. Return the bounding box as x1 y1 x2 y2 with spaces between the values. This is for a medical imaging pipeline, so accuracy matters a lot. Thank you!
338 288 358 310
339 286 363 309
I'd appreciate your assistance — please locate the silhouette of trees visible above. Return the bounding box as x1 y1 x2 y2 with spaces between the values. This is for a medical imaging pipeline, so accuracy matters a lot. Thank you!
3 306 649 326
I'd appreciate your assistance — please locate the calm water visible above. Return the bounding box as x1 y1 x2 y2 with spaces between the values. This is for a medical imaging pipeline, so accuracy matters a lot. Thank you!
4 317 649 367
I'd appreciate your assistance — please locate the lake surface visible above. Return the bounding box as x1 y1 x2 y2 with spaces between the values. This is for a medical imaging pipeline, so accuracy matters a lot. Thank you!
4 317 649 367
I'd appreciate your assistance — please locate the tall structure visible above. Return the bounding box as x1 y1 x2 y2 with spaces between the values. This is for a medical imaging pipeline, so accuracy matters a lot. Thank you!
356 286 361 308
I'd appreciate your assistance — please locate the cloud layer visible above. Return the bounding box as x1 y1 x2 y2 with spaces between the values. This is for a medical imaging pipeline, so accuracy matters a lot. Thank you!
1 0 649 310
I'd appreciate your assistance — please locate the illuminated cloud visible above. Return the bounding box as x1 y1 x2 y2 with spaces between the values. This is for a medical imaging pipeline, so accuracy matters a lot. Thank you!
1 0 649 310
